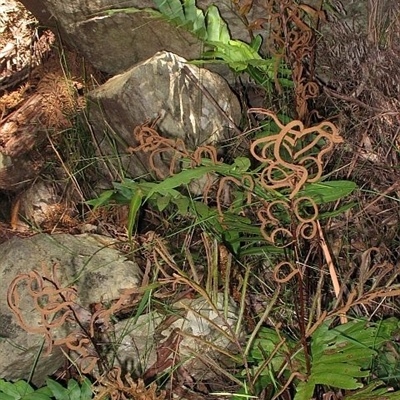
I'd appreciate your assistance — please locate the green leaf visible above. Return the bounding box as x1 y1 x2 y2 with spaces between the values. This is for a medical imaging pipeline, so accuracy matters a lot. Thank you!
343 380 400 399
79 378 93 400
172 196 190 215
0 380 21 399
318 202 356 219
46 378 68 400
127 188 143 240
66 380 81 399
34 386 53 399
204 40 263 72
9 381 33 398
313 363 370 380
156 194 172 211
222 229 241 255
23 394 52 400
299 180 357 204
144 165 216 200
292 319 393 399
0 394 17 400
295 380 316 400
319 347 375 365
310 371 364 389
113 181 138 200
232 157 251 173
239 244 284 256
205 5 230 43
193 201 212 219
156 0 184 24
85 189 116 208
183 0 206 38
295 372 363 400
250 35 263 51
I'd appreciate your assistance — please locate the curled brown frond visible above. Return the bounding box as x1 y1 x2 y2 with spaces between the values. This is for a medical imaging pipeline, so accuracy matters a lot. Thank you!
88 287 139 337
249 109 342 199
94 367 166 400
7 263 77 355
128 120 220 180
273 261 300 284
7 262 101 372
259 0 324 119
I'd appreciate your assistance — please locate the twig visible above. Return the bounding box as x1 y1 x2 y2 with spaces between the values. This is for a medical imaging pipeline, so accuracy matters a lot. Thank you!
323 86 399 115
182 66 242 136
316 220 347 324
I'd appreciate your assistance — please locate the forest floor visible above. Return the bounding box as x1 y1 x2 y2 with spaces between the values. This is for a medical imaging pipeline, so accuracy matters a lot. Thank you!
1 1 400 399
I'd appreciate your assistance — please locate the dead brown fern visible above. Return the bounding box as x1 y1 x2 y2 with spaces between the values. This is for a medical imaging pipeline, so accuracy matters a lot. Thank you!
332 247 400 316
7 262 78 355
249 108 342 199
250 0 324 120
128 119 220 199
88 287 140 338
7 262 100 373
36 72 82 129
7 259 171 395
93 367 165 400
129 120 219 179
7 261 143 374
130 110 343 289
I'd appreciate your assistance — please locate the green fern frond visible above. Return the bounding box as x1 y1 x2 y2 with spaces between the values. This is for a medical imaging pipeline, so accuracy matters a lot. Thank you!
294 318 399 400
152 0 291 89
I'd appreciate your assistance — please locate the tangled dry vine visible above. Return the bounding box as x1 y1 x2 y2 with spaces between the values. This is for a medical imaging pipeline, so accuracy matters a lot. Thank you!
240 0 323 120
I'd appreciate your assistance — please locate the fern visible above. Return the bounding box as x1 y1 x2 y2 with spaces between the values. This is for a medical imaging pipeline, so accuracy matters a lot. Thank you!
153 0 291 89
155 0 230 42
294 318 399 399
0 378 93 400
243 318 400 399
98 0 292 89
342 380 400 399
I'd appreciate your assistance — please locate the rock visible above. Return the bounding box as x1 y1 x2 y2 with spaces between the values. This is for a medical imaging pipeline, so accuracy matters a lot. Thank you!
112 293 241 382
0 232 243 387
87 51 241 182
18 0 264 76
0 233 142 386
17 180 60 228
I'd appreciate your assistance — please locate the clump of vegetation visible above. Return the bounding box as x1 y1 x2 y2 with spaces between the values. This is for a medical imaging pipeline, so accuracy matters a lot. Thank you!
0 378 92 400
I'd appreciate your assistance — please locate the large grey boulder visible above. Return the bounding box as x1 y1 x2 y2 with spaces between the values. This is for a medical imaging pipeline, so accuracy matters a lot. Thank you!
112 294 241 383
18 0 263 76
0 233 142 386
0 233 243 387
87 51 241 182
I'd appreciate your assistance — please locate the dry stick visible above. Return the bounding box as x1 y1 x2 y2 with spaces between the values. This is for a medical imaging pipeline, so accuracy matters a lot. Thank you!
316 220 347 324
354 182 400 218
10 196 22 231
334 181 400 230
46 131 85 203
323 86 399 115
181 66 242 136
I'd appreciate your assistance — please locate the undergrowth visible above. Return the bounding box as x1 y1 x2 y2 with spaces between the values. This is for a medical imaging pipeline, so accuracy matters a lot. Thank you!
3 1 400 400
